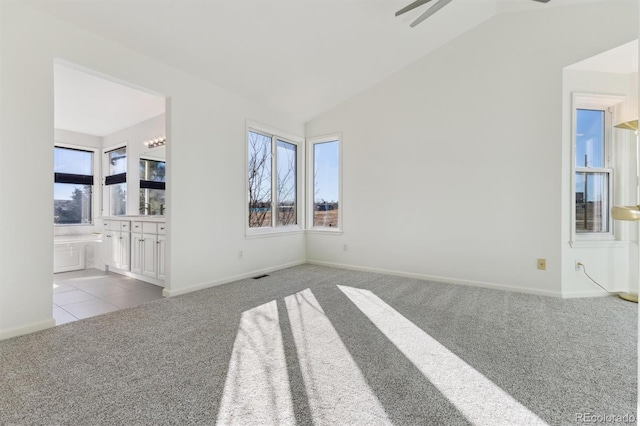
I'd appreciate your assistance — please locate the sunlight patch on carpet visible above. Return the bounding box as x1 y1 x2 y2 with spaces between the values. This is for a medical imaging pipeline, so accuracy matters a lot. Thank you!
216 300 295 425
285 289 391 425
338 285 548 426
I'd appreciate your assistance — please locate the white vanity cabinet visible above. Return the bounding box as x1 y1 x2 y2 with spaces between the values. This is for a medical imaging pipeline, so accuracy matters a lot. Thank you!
131 221 162 279
103 220 131 271
103 217 166 286
157 235 166 280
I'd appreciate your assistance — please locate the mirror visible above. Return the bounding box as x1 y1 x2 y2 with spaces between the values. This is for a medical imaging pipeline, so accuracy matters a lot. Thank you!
140 146 166 216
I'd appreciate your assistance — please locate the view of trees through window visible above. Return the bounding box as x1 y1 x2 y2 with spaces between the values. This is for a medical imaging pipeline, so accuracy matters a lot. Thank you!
106 147 127 216
110 184 126 216
54 184 92 224
54 147 93 225
248 130 297 228
139 158 166 215
277 141 297 226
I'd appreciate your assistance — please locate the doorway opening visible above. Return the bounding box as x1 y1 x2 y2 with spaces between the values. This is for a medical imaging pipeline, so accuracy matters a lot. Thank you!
53 61 168 324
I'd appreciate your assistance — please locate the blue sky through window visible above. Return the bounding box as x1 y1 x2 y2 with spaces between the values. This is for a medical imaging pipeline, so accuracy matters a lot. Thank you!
575 109 604 168
575 109 605 203
54 147 93 200
314 141 339 203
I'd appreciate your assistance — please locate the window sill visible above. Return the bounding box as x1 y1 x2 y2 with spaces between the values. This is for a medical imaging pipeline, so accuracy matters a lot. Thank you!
569 240 630 249
245 227 304 239
246 227 344 238
306 228 343 235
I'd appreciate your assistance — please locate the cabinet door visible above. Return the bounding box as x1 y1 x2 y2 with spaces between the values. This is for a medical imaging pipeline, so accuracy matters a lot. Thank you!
103 232 112 267
142 234 158 278
54 244 85 273
106 231 120 268
157 235 167 280
131 233 143 274
119 231 131 271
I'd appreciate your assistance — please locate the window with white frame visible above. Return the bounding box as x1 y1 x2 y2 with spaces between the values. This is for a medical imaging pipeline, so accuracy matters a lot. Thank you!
308 135 341 230
54 146 94 225
573 95 616 237
247 125 302 232
105 146 127 216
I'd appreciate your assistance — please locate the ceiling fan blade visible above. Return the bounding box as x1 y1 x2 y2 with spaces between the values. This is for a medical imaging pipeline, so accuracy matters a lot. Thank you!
410 0 453 27
395 0 433 17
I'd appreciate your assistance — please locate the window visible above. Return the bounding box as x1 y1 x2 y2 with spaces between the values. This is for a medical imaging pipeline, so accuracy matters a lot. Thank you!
573 95 615 238
54 146 94 225
105 146 127 216
139 158 166 215
247 124 302 233
309 135 341 230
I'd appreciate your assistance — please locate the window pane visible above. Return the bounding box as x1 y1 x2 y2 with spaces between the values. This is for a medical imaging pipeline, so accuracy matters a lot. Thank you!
110 183 127 216
140 159 166 182
109 147 127 175
575 172 609 233
140 188 166 215
575 109 605 168
54 147 93 175
54 183 92 224
248 131 272 228
313 141 339 228
277 140 296 226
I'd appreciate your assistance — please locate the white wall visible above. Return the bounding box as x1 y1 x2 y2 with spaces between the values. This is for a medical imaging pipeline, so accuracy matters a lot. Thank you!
305 1 638 297
102 113 166 216
561 70 638 297
55 128 102 149
0 2 305 339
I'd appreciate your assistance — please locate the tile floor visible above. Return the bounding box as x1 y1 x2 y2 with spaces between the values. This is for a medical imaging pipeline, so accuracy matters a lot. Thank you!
53 269 164 325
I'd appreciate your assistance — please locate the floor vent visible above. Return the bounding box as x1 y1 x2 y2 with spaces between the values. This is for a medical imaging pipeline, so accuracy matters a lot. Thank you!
253 274 269 280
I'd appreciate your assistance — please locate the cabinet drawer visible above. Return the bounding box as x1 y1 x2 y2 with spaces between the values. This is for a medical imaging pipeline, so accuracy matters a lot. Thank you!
142 222 157 234
157 223 167 235
132 221 143 232
119 221 131 232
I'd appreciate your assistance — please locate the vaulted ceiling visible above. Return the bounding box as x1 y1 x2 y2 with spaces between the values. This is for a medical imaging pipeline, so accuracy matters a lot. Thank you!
31 0 608 123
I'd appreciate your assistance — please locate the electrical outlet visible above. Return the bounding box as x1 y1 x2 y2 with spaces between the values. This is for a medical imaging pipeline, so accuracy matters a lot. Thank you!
343 244 348 252
238 250 244 259
575 260 582 271
537 258 546 270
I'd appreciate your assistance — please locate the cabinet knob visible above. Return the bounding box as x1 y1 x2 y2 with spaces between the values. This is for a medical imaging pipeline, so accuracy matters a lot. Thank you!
106 235 112 238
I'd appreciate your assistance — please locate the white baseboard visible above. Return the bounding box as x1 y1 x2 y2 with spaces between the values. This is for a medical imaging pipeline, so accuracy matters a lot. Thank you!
0 318 55 341
306 259 564 298
561 289 618 299
162 260 306 297
108 267 165 288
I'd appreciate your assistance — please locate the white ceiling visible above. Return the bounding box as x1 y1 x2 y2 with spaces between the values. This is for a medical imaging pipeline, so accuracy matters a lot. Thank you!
38 0 614 126
54 63 165 136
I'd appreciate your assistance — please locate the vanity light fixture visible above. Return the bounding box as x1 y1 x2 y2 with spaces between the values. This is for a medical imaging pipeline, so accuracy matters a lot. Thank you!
146 136 167 148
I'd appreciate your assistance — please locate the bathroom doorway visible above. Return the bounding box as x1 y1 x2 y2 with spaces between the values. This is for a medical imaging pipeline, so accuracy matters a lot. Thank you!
53 61 168 324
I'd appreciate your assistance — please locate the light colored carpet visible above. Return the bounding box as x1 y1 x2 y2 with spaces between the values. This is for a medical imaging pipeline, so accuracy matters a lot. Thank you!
0 265 636 425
